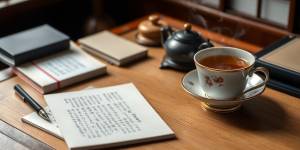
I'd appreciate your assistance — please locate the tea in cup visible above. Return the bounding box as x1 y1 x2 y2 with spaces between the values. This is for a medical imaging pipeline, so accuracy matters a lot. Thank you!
194 47 269 100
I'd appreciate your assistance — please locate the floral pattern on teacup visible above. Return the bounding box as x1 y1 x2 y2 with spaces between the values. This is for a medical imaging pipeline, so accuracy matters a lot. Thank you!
205 76 224 87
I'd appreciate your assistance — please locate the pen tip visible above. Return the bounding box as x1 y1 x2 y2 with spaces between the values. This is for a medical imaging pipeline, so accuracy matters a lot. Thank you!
39 110 51 123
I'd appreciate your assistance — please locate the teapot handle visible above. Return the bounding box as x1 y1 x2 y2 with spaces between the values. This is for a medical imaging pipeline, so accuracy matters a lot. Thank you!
197 40 214 51
160 26 174 47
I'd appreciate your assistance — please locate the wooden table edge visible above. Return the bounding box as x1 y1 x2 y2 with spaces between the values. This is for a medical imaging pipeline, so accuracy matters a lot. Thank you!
110 13 263 53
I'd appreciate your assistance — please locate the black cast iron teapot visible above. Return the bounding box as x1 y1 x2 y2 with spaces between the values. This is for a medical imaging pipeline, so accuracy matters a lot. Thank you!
160 23 213 71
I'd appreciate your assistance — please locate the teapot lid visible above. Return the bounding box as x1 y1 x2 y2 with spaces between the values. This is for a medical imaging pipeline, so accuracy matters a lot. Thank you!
174 23 204 44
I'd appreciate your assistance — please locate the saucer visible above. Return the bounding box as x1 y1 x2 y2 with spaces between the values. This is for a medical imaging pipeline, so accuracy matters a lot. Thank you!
181 69 266 113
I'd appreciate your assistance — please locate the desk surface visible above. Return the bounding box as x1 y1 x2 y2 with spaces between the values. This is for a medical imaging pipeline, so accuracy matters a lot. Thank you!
0 14 299 150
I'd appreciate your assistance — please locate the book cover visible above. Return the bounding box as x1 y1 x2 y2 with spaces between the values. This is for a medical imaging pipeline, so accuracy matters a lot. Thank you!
14 42 107 94
255 35 300 97
0 24 70 66
78 31 147 66
45 83 175 150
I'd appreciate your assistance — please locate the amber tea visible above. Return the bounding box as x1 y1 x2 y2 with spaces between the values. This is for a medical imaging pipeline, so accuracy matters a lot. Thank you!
199 55 249 70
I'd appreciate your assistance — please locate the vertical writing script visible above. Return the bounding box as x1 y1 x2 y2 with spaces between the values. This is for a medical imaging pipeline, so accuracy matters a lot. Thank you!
63 91 142 139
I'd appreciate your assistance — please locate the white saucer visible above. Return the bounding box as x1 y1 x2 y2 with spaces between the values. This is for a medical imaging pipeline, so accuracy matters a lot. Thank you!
181 70 266 112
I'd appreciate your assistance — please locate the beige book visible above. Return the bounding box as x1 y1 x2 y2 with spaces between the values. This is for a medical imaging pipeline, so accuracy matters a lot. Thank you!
45 83 175 150
78 31 147 66
14 42 106 94
260 37 300 73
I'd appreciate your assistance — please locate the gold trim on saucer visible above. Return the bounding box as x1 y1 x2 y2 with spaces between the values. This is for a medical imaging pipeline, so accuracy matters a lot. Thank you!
181 69 266 113
201 102 242 113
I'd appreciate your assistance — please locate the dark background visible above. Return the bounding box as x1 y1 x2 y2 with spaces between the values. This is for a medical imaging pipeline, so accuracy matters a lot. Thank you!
0 0 298 47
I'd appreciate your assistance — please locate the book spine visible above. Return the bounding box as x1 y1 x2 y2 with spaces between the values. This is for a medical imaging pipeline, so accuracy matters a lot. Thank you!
31 61 61 90
267 79 300 98
255 59 300 87
0 47 13 60
12 67 45 94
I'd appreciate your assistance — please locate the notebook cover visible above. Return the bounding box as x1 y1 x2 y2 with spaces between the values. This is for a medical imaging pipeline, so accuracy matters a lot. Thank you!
0 24 70 66
255 35 300 97
78 31 147 66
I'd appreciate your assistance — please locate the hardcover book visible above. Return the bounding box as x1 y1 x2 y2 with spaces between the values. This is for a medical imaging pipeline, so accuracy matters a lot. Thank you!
79 31 148 66
13 42 106 94
45 83 175 150
255 35 300 97
0 24 70 66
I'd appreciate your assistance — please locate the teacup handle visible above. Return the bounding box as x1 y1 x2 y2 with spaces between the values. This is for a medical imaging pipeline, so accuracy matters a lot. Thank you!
242 67 269 96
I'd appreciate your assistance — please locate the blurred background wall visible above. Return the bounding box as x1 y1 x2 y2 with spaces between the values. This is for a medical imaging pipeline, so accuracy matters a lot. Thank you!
0 0 298 47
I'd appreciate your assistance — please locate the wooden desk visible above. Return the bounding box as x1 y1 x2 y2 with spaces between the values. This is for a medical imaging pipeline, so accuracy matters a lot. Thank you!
0 14 299 150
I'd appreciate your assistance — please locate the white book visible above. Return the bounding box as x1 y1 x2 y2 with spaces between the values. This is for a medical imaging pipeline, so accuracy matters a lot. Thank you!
78 31 147 66
21 107 63 140
45 83 175 150
14 42 106 94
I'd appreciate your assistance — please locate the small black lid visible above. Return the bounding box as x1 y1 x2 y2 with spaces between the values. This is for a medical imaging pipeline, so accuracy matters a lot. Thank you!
174 23 204 44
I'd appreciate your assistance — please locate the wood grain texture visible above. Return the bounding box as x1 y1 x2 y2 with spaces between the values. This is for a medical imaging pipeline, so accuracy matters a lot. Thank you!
0 15 299 150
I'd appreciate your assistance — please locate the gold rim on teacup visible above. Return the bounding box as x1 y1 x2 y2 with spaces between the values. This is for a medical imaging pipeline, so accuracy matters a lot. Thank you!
194 47 255 72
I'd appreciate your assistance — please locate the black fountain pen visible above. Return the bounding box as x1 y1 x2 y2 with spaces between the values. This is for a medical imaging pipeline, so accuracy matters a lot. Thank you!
14 84 51 122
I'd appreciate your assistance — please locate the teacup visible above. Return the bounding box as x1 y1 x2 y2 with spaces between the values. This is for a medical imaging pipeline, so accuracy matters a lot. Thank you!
194 47 269 100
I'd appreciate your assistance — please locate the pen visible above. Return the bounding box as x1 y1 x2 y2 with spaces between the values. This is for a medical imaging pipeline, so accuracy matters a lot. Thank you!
14 84 51 122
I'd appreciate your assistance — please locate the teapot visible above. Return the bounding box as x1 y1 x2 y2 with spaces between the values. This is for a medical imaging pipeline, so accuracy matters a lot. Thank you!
136 15 167 46
160 23 213 71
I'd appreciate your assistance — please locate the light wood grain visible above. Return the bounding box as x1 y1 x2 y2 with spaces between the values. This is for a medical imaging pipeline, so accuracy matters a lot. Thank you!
0 15 299 150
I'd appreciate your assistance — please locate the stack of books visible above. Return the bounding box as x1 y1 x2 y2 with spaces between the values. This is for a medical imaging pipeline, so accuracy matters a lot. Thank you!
0 25 108 93
0 26 148 93
13 42 107 94
255 35 300 97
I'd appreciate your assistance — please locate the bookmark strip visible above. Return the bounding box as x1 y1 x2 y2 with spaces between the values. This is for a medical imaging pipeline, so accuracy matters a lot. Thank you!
31 62 61 89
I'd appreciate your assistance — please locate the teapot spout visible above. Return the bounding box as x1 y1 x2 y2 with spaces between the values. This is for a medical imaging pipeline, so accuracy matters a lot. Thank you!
160 26 173 46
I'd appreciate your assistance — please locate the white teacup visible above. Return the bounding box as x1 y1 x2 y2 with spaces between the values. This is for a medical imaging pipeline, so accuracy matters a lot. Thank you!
194 47 269 100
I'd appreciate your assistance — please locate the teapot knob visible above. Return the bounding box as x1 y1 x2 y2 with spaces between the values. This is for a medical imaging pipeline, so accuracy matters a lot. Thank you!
184 23 192 31
149 15 159 25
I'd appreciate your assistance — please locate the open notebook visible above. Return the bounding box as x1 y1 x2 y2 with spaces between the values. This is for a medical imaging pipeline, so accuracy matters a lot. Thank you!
44 83 175 149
